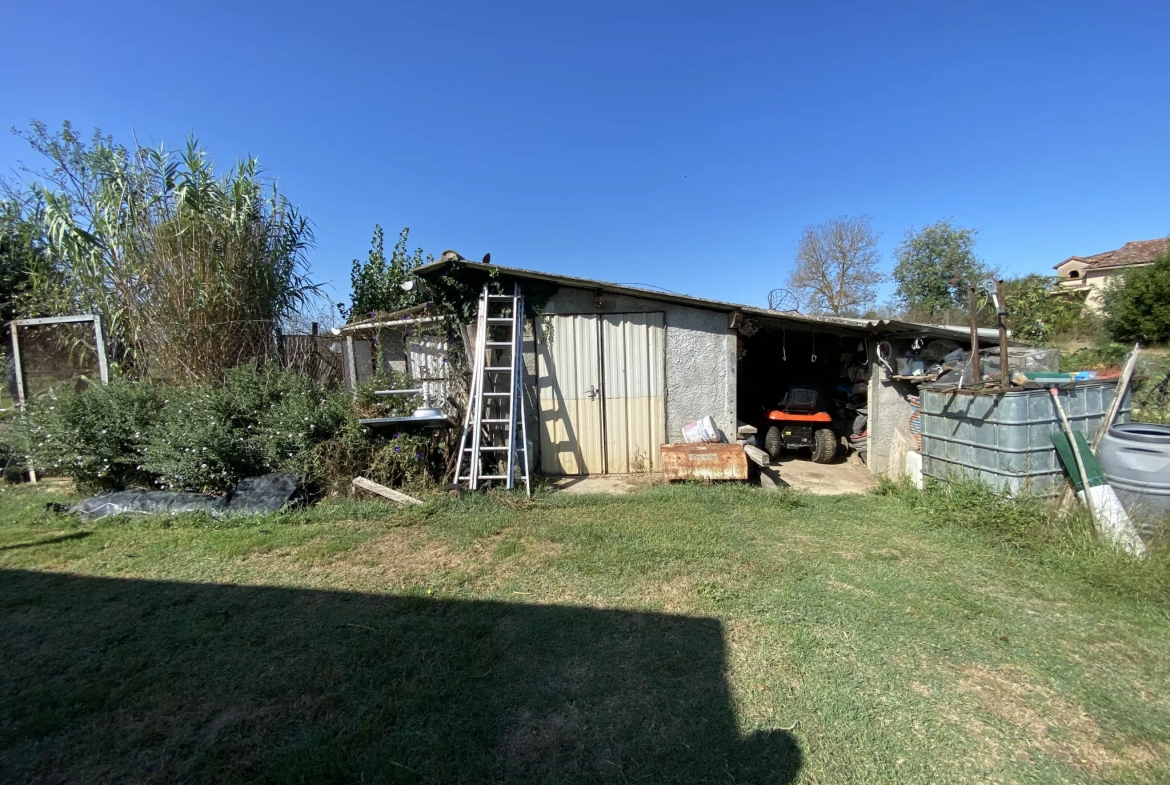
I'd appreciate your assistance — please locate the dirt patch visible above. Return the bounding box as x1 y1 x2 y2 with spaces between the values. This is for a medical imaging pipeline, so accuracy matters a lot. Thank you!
522 539 566 560
773 455 876 495
239 528 474 590
957 664 1159 773
825 578 876 597
499 706 586 775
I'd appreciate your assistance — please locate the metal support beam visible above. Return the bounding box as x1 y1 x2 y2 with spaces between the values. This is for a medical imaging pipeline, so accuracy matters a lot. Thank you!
967 287 981 384
9 321 26 407
11 314 98 327
93 314 110 384
345 335 358 394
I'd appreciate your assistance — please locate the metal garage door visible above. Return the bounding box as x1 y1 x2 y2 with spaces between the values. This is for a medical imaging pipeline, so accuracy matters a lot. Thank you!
537 312 665 475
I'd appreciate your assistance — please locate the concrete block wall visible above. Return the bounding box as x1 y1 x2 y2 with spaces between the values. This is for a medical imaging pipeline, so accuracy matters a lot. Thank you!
866 341 921 478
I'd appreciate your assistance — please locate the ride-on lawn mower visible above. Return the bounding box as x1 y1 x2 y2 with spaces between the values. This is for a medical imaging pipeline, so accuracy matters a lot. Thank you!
762 386 846 463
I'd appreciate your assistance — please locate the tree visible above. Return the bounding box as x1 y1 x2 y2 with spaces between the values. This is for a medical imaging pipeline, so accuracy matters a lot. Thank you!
1002 274 1086 345
1102 246 1170 343
8 121 318 382
346 226 432 320
892 219 988 321
786 215 883 315
0 199 42 324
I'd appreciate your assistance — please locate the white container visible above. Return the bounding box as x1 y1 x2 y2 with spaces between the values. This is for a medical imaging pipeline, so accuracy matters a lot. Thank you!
896 357 909 375
682 415 721 443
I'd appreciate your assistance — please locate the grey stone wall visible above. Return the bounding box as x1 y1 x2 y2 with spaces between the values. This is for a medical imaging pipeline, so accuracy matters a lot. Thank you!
866 341 919 477
535 285 736 448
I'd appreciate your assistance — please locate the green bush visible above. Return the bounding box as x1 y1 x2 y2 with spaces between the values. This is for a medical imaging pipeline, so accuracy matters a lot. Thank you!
1003 273 1089 345
140 363 350 492
312 373 442 493
5 364 447 494
1103 249 1170 343
13 378 165 491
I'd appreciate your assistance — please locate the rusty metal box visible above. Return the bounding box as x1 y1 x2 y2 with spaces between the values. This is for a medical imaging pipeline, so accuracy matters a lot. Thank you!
660 443 748 481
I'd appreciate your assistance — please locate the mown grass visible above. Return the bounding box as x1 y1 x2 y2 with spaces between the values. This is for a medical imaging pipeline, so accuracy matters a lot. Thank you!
1 480 1169 784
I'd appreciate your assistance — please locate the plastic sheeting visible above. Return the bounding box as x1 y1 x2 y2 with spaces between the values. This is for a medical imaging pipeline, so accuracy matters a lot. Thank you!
78 473 301 522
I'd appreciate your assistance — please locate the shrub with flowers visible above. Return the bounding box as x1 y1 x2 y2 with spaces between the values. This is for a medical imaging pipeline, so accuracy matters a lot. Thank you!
140 363 352 492
11 377 164 491
8 363 446 494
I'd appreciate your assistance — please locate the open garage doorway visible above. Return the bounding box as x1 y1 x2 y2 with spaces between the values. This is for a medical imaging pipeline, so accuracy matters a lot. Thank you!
736 322 871 473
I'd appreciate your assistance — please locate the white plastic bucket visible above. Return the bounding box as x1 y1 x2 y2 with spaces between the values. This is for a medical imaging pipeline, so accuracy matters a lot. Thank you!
682 415 721 443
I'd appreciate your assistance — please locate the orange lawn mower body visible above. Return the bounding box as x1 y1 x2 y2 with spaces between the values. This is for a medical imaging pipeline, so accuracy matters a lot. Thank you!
762 387 841 463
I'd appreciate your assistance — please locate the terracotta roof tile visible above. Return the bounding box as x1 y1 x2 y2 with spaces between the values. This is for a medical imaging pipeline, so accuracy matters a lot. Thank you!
1056 238 1169 270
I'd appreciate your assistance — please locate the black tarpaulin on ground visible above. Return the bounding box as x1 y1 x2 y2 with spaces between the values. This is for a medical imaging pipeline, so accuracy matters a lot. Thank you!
77 473 301 521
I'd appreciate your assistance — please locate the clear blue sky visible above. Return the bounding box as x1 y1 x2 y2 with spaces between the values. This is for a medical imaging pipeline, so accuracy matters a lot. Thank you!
3 1 1168 311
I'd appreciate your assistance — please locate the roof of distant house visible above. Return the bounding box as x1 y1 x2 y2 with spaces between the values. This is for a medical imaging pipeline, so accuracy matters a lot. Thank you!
1056 238 1169 271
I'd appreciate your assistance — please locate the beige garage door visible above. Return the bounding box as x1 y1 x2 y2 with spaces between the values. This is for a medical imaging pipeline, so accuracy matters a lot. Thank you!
537 312 665 475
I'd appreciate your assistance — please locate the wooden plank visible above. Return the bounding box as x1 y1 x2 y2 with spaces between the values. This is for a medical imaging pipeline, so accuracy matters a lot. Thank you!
1092 344 1140 451
660 443 748 481
743 443 770 468
352 476 424 505
758 464 786 491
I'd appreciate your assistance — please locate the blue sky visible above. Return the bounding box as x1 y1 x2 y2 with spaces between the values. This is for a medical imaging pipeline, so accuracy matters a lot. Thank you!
3 1 1168 312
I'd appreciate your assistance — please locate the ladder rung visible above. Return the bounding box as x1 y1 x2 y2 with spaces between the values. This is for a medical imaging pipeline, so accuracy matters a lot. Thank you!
487 295 517 301
485 341 513 346
475 475 509 480
485 317 514 323
483 392 511 397
481 418 511 423
485 366 512 372
464 446 523 451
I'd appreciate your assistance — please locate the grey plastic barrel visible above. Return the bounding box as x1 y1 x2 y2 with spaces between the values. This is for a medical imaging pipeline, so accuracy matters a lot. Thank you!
1098 422 1170 540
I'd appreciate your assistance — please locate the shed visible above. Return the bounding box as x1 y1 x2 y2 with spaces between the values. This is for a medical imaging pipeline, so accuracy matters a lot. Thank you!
413 259 1003 483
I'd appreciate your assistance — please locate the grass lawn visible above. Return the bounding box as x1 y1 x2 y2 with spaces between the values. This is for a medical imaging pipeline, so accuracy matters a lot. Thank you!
1 481 1168 784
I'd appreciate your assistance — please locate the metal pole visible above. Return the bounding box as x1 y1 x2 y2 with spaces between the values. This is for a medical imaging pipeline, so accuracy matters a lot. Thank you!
996 279 1009 386
9 322 26 407
967 286 981 384
93 314 110 385
345 335 358 394
9 322 34 482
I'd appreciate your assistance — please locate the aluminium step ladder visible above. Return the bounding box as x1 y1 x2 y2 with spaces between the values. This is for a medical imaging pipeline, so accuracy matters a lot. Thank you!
453 284 531 496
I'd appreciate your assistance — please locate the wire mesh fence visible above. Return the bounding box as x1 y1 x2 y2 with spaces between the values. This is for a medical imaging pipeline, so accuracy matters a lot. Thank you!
9 320 105 404
280 333 344 387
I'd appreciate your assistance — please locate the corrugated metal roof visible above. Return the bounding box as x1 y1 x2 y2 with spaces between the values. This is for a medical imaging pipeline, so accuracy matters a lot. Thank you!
413 258 1016 342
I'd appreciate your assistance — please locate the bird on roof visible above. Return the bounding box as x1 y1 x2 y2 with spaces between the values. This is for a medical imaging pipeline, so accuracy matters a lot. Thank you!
439 250 465 263
482 253 491 264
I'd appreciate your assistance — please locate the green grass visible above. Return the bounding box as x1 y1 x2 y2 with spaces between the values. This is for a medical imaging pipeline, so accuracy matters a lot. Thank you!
2 481 1169 784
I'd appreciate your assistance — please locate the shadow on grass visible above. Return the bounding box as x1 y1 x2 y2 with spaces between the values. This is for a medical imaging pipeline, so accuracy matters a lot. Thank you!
0 531 91 551
1 570 801 784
